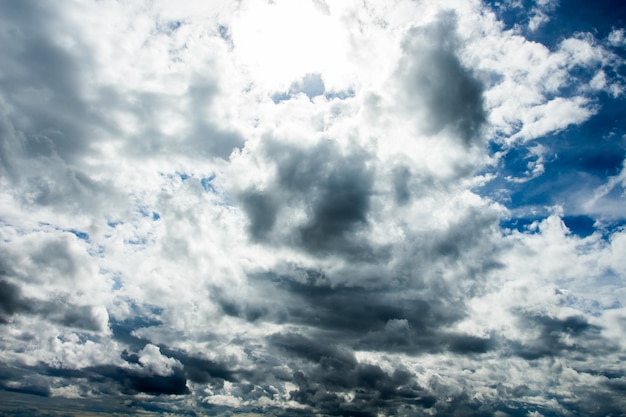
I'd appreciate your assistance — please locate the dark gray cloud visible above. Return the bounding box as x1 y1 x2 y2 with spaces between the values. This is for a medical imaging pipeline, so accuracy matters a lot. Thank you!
266 276 458 340
509 312 604 360
158 346 237 385
0 364 51 399
0 279 31 322
397 11 486 145
267 332 437 417
240 139 376 257
0 1 129 217
0 278 105 331
392 165 413 205
241 191 279 241
152 82 245 159
35 362 189 396
0 234 108 332
0 1 101 166
0 0 243 221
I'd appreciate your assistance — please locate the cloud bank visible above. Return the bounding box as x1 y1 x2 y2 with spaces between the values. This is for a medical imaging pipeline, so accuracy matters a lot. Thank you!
1 0 625 416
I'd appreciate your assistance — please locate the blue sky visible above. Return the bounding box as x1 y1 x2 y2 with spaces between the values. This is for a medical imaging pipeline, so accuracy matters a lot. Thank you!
0 1 625 416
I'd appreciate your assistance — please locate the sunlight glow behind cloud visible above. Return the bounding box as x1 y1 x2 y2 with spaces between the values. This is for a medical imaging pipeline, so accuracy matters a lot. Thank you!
232 0 350 91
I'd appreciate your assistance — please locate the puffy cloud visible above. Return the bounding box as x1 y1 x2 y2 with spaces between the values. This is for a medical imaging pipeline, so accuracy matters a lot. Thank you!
396 12 487 146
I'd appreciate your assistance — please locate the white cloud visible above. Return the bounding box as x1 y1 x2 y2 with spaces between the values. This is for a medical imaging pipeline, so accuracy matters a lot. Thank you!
608 28 625 48
510 96 596 141
138 344 183 376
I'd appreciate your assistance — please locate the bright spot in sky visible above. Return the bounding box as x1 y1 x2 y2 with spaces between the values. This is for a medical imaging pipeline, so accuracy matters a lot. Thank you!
232 0 349 90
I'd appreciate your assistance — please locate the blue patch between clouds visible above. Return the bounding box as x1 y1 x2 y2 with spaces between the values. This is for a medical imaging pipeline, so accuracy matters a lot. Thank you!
271 91 292 104
324 89 355 100
483 0 543 31
99 268 124 291
271 73 326 103
218 25 231 42
67 229 89 241
126 237 148 245
168 20 182 31
531 0 626 49
152 212 160 221
501 146 543 178
200 174 216 192
480 90 626 224
155 20 183 36
112 275 123 291
562 215 596 237
485 0 626 50
136 205 152 218
298 73 325 99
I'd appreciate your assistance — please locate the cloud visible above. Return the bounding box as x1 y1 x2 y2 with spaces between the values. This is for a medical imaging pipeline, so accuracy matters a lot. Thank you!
397 12 487 145
238 138 375 257
0 0 625 416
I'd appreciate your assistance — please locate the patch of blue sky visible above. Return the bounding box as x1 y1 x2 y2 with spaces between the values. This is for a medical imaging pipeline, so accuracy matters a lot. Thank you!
87 245 105 257
480 89 626 234
298 73 325 99
561 215 597 237
200 174 216 193
510 129 622 201
152 212 160 221
125 237 149 246
218 25 231 43
111 275 123 291
548 65 603 99
271 73 326 103
160 171 221 197
483 0 552 31
529 0 626 49
155 19 182 35
168 20 182 31
99 268 123 290
499 211 625 240
271 91 292 104
135 205 151 218
107 220 122 228
324 89 355 101
485 0 626 49
65 229 89 241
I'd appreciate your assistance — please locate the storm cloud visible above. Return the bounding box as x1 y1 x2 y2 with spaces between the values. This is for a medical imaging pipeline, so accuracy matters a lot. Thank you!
397 12 486 145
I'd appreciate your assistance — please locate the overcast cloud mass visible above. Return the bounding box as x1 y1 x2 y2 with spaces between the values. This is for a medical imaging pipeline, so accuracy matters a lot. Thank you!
1 0 626 416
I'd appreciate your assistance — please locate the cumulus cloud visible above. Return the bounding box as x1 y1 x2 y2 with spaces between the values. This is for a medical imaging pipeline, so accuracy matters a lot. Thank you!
0 0 625 416
397 12 487 146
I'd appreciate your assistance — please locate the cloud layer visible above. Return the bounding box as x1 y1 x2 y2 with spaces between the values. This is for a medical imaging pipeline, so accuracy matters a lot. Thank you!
1 0 625 416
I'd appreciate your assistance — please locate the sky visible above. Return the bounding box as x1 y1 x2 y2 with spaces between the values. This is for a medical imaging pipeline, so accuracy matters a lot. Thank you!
0 0 625 416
